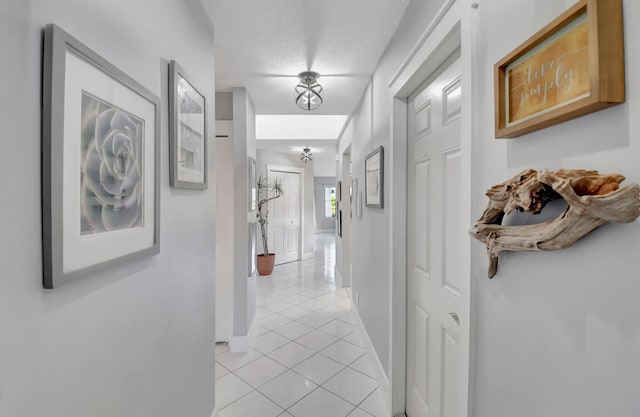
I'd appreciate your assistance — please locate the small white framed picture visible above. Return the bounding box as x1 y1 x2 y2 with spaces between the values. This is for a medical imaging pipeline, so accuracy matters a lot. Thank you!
169 60 207 189
365 146 384 208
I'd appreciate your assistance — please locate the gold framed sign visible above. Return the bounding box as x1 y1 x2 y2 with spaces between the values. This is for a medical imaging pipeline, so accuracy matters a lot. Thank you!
494 0 624 138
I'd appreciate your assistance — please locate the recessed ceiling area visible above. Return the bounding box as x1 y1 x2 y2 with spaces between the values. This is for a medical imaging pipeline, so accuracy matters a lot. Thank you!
211 0 411 116
256 115 348 140
211 0 410 157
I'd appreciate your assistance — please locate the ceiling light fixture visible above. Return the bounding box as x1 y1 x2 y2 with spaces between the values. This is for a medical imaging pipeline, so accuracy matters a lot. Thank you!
295 71 323 111
300 147 313 163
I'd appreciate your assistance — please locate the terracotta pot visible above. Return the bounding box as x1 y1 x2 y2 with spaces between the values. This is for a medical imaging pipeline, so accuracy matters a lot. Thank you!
257 254 276 276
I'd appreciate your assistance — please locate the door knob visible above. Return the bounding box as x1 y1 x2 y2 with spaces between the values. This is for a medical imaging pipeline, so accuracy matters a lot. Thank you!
449 312 460 325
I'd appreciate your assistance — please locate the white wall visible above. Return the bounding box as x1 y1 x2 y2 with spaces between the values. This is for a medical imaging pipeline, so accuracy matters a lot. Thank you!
215 122 233 342
471 1 640 416
215 92 233 342
214 89 256 349
336 0 447 375
215 91 233 120
340 0 640 415
256 149 315 257
0 1 216 416
231 88 257 342
312 152 337 177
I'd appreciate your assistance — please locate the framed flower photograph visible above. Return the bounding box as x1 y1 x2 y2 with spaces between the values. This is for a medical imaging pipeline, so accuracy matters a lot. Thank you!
42 24 160 289
365 146 384 208
169 60 208 189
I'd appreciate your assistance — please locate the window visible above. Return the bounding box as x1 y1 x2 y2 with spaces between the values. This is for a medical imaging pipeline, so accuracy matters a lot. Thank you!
324 186 336 218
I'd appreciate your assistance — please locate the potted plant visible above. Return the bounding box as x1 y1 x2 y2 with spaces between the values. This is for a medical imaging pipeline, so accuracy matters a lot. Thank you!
256 175 283 275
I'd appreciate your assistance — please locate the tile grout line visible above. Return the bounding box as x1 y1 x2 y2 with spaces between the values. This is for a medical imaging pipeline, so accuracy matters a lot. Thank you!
247 329 369 412
219 385 286 415
218 241 384 417
353 386 383 417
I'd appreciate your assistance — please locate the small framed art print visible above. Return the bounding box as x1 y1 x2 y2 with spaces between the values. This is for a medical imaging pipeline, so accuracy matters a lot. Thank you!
169 60 208 189
494 0 624 138
365 146 384 209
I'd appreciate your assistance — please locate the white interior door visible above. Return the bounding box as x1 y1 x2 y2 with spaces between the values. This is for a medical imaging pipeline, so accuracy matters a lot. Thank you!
406 55 467 417
268 170 301 265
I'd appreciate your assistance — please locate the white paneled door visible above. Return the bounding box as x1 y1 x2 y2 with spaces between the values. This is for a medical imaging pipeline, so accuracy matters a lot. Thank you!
406 56 467 417
268 170 301 265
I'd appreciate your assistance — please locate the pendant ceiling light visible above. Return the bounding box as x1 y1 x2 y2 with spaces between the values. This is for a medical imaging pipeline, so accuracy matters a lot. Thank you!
295 71 323 111
300 147 312 163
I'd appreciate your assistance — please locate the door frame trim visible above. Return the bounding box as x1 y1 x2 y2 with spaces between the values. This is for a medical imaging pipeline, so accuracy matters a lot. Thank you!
340 147 352 288
266 164 305 263
387 1 477 415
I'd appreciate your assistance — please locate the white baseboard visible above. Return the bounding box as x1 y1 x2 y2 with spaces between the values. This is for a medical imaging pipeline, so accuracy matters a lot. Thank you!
302 251 314 260
351 300 391 416
229 336 249 352
210 406 219 417
315 229 335 234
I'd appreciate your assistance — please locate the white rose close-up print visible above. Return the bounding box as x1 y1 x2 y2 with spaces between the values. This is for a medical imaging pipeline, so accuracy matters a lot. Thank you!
80 93 144 235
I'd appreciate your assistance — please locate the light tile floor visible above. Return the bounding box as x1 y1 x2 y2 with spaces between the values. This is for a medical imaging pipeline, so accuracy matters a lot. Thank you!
215 234 389 417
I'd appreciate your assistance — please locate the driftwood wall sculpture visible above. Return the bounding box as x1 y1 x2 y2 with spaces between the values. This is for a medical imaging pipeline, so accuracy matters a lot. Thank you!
470 169 640 278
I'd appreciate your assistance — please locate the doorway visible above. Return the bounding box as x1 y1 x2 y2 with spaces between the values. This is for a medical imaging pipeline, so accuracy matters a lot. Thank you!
267 166 303 265
340 147 352 289
405 52 464 417
387 3 474 415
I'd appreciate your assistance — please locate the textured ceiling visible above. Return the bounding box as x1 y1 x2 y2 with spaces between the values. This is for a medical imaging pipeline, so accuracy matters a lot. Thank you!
211 0 410 117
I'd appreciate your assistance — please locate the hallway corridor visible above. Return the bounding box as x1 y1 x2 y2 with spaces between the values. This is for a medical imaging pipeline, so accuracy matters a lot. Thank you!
215 234 388 417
